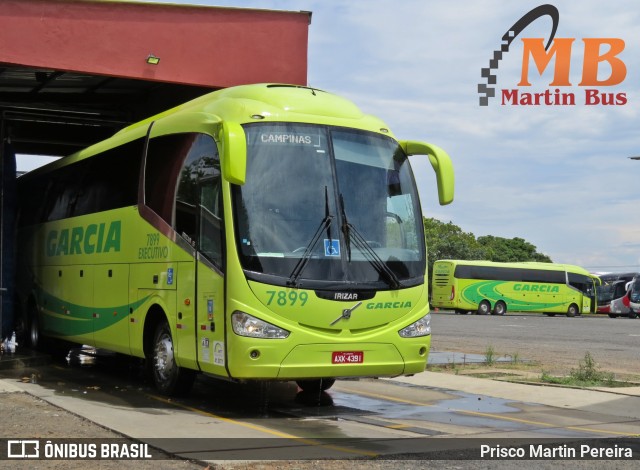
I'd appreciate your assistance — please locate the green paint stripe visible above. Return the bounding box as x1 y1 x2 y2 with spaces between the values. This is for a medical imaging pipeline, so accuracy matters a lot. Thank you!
460 281 567 311
38 286 150 337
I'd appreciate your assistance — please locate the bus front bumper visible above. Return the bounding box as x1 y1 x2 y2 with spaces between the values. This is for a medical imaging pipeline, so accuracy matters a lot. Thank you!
227 339 430 380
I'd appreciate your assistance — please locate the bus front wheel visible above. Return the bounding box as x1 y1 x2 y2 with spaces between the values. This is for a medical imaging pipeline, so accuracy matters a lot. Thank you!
566 304 579 317
493 301 507 316
148 320 196 397
477 300 491 315
628 310 638 319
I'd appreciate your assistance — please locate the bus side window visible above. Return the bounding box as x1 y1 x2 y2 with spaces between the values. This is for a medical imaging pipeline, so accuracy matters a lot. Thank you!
146 133 223 265
199 175 224 267
175 135 218 247
146 135 191 228
72 139 143 217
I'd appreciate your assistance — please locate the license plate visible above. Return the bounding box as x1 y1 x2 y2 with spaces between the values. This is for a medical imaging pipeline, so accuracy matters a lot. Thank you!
332 351 364 364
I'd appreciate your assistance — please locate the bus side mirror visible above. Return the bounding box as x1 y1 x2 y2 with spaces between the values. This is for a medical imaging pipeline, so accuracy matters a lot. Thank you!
221 121 247 185
399 140 454 205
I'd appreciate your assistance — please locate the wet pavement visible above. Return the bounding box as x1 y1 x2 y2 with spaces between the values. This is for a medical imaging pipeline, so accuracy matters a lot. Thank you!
428 349 516 365
1 346 640 462
0 346 512 371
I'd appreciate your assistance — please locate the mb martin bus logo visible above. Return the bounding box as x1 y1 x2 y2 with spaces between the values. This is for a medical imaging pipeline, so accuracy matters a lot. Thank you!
478 4 627 106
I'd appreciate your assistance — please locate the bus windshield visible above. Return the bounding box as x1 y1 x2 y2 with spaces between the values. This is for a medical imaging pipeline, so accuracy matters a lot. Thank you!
630 279 640 303
595 283 614 304
232 123 425 289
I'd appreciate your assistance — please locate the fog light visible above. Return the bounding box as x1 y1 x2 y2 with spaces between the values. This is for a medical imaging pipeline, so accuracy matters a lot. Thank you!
250 350 260 359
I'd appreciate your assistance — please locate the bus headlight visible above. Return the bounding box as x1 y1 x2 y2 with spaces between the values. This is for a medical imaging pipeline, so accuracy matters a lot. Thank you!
231 311 290 339
398 313 431 338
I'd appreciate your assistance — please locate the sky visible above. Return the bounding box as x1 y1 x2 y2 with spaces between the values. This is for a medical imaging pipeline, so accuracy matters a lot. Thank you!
21 0 640 272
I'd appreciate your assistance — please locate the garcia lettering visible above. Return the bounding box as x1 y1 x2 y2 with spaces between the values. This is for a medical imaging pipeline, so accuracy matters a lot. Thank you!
513 284 560 293
366 301 412 310
47 221 121 256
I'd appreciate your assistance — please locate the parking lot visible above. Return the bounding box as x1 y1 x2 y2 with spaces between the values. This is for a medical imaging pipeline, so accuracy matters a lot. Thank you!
430 311 640 377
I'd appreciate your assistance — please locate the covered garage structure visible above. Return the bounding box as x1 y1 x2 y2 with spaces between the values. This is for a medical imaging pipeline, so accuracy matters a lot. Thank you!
0 0 311 340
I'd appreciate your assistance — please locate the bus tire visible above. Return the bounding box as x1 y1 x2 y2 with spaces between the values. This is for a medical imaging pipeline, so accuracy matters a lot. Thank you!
148 320 196 397
477 300 491 315
493 301 507 316
566 304 579 317
628 310 638 319
296 378 336 392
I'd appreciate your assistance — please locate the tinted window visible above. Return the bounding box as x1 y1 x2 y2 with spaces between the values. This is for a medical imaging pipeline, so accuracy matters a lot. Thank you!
175 134 224 266
146 133 224 267
454 265 566 284
568 272 595 296
145 134 190 224
18 138 144 226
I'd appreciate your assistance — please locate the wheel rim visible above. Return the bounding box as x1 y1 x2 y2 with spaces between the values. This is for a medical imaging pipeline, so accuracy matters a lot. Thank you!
154 331 176 382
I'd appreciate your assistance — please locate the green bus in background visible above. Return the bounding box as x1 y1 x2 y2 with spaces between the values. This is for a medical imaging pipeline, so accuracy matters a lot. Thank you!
431 260 598 317
16 84 454 396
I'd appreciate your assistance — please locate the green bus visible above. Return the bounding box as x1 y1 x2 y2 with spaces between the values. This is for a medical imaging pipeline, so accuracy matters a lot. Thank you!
431 260 598 317
15 83 454 396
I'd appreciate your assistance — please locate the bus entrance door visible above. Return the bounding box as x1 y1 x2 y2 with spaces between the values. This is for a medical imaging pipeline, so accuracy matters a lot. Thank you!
194 173 227 376
195 257 226 376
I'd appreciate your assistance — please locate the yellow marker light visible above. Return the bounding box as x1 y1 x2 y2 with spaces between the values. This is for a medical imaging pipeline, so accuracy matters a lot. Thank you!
146 54 160 65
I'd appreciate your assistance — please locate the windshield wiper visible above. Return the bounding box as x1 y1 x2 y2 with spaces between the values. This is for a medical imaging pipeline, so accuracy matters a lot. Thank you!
287 187 334 287
339 194 351 261
339 194 402 290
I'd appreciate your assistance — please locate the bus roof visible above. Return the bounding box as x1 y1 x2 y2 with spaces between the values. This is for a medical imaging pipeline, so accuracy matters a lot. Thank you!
118 83 388 133
434 259 592 275
23 83 391 177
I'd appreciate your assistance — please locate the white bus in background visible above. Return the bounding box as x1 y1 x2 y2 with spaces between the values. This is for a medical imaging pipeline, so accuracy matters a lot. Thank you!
628 277 640 317
595 272 640 319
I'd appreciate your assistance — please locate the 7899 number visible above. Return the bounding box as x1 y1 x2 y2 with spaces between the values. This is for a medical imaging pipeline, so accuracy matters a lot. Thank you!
266 290 309 307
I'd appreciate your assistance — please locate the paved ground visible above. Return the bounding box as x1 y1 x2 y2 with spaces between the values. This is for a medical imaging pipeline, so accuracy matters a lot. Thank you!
429 311 640 378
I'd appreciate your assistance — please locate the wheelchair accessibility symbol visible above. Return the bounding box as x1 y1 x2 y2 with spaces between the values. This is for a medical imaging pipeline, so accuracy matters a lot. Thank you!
324 239 341 257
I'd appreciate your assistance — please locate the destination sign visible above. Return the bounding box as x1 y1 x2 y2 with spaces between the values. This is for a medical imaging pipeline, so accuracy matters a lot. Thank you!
259 132 321 147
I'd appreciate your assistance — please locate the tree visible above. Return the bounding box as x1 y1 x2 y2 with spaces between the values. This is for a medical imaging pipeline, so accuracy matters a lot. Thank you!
423 218 484 275
423 218 552 276
477 235 552 263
